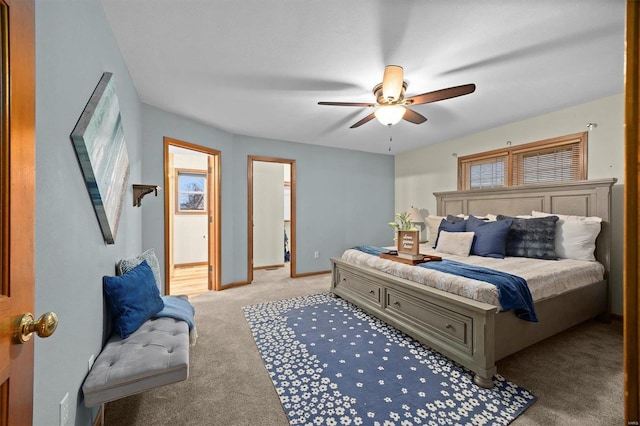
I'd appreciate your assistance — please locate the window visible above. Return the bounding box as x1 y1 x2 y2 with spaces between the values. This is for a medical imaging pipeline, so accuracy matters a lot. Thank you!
458 132 587 190
176 170 206 213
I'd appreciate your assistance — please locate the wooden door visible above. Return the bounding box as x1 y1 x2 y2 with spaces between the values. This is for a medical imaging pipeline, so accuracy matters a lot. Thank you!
625 0 640 422
0 0 36 424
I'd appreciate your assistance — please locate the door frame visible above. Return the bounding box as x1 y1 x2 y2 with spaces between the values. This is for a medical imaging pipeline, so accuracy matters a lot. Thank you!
248 156 296 283
164 137 221 292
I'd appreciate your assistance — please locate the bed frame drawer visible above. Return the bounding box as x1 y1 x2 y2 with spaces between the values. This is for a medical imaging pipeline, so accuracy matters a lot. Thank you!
385 289 473 353
335 269 382 306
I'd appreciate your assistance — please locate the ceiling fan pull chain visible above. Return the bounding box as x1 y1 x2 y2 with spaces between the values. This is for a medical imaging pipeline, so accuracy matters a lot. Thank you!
388 135 393 152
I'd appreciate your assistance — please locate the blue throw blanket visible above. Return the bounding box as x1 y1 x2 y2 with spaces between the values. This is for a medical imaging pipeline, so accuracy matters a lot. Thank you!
156 295 198 346
156 295 195 330
352 246 538 322
419 260 538 322
352 245 390 256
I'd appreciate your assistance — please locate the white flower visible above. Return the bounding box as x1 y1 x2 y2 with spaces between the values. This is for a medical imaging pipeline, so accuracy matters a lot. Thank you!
340 416 352 425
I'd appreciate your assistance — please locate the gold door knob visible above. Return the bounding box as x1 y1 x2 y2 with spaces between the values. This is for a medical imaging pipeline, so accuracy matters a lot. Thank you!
14 312 58 343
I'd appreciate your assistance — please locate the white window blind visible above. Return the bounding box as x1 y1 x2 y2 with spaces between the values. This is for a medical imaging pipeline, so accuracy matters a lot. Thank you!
512 140 583 185
463 155 507 189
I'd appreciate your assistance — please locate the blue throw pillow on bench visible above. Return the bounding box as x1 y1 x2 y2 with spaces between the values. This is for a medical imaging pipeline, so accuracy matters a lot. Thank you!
103 260 165 338
466 215 513 258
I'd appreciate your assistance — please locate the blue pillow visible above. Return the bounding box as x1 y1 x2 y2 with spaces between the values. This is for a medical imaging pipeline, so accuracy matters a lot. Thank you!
465 215 512 258
445 215 465 223
103 260 164 338
433 218 467 248
497 215 559 260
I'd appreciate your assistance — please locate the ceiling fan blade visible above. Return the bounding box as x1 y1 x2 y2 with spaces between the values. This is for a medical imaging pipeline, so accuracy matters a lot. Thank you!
382 65 404 102
405 83 476 106
402 108 427 124
350 113 376 128
318 101 376 107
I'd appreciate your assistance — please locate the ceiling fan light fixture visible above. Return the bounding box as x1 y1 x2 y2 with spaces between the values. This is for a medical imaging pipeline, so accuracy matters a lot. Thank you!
382 65 404 101
374 105 405 126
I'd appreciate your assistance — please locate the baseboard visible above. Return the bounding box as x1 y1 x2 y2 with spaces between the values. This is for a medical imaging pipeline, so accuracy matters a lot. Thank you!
174 261 208 268
611 313 623 322
292 270 331 278
254 264 285 270
222 280 251 289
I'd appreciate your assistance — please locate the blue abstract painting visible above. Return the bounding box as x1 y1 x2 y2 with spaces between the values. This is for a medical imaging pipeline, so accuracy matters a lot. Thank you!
71 72 130 244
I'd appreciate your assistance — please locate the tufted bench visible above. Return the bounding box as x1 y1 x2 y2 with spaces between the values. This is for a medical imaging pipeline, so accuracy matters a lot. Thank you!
82 316 190 407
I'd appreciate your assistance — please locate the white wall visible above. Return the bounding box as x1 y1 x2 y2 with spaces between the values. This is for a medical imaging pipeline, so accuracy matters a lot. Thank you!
253 162 285 267
172 152 208 264
395 94 624 314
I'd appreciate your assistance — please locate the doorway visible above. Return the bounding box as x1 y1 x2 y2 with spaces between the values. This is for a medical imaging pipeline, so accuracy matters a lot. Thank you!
248 156 296 283
164 137 221 295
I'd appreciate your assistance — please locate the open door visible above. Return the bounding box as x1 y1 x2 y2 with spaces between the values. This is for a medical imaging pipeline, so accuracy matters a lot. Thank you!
248 156 296 283
0 1 51 424
164 137 221 293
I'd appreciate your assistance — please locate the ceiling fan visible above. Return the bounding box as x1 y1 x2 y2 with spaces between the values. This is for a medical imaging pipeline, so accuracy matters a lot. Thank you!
318 65 476 128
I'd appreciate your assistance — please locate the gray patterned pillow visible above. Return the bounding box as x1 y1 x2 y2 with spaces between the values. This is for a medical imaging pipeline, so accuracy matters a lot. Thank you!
497 215 559 260
117 248 162 288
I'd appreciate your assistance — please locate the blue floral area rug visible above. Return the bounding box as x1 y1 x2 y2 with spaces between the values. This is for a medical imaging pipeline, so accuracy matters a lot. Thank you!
243 293 536 426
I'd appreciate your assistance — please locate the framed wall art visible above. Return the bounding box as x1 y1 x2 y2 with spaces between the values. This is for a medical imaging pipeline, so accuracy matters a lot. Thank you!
70 72 129 244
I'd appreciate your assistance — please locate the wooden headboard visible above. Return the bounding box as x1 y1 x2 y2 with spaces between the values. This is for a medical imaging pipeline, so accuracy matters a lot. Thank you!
434 178 617 279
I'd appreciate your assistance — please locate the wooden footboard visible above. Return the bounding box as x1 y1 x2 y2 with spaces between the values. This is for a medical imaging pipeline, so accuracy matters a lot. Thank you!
331 257 499 388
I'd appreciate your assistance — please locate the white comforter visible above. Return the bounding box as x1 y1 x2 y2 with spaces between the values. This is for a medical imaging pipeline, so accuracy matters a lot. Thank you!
341 244 604 308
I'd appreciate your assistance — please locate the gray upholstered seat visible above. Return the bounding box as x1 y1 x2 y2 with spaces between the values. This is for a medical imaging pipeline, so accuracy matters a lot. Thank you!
82 317 189 407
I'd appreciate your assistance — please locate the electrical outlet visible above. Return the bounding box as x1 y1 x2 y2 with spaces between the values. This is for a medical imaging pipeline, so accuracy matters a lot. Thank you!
314 251 319 259
59 392 69 426
88 354 95 371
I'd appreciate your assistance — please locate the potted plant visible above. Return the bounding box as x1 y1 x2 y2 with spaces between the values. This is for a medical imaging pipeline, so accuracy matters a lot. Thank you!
389 212 420 257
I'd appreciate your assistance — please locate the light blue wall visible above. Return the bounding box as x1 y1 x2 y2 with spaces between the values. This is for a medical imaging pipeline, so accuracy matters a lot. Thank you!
34 4 393 423
35 1 142 425
137 106 235 282
141 106 395 285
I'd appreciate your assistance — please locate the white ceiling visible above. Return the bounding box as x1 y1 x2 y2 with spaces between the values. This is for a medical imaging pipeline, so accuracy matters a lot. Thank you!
101 0 625 155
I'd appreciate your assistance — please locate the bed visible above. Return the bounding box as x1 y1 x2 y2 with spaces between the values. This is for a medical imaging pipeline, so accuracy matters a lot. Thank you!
330 179 616 388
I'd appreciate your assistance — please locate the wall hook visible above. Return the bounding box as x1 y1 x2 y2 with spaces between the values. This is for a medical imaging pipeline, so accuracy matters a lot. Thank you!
133 184 161 207
587 123 597 131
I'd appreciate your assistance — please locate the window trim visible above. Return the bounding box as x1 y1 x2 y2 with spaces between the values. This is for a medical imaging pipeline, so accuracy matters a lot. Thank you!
175 168 207 215
457 132 588 190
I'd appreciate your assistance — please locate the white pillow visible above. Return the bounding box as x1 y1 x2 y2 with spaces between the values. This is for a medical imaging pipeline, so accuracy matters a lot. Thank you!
435 231 475 257
425 215 445 243
531 210 602 261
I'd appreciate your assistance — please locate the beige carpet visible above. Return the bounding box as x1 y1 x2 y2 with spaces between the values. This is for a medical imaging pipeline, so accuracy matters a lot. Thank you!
104 266 623 425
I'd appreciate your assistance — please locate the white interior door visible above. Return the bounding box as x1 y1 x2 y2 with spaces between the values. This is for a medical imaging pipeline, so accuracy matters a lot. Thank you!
253 161 285 268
